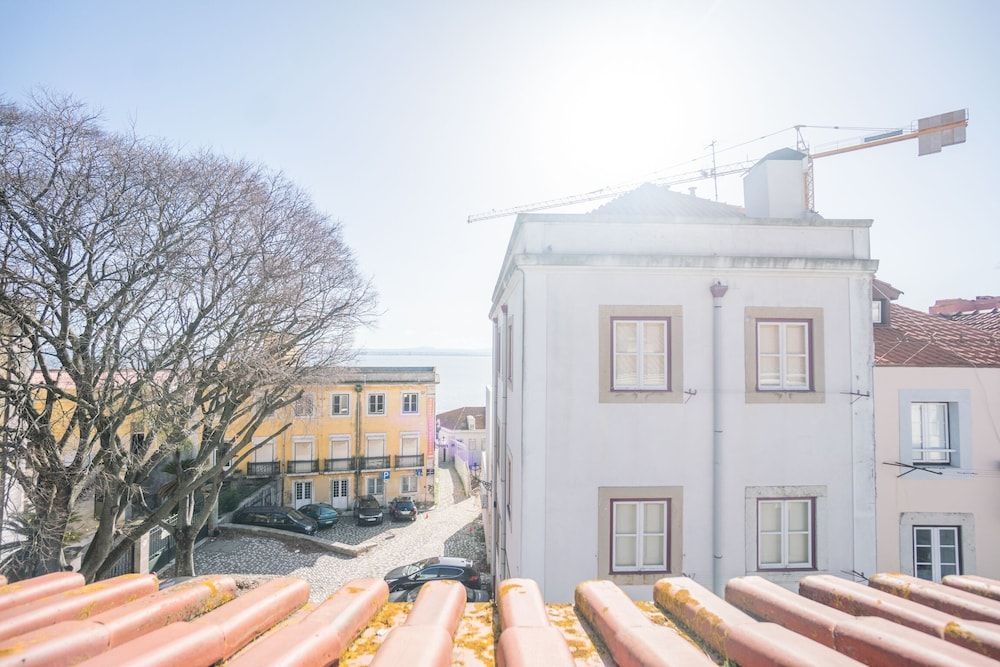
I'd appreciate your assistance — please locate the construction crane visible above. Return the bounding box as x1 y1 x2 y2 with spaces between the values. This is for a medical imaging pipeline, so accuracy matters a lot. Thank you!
467 109 969 223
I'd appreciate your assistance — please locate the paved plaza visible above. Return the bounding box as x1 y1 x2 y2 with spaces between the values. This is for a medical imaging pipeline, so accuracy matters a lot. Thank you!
191 464 486 602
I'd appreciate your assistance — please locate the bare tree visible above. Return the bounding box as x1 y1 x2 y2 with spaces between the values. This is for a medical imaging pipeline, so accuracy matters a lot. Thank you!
0 92 375 580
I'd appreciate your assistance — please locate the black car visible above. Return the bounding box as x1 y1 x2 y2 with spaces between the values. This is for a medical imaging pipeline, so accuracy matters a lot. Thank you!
354 495 384 526
384 557 481 592
388 584 490 603
298 503 339 528
233 506 318 535
388 497 417 522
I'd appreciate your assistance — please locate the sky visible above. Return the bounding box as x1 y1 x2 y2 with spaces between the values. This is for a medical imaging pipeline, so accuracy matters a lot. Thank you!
2 1 998 350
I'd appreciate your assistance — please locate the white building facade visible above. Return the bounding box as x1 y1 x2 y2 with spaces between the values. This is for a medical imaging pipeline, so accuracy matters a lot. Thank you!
488 150 879 601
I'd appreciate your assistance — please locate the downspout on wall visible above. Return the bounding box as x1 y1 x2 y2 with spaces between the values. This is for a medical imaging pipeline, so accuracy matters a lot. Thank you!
710 280 728 594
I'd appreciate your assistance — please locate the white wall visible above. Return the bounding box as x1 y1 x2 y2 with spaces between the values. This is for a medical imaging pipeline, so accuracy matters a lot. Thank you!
493 212 876 602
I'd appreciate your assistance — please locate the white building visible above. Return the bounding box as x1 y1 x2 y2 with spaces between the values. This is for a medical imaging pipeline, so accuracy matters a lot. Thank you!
873 282 1000 582
436 406 487 466
488 149 878 601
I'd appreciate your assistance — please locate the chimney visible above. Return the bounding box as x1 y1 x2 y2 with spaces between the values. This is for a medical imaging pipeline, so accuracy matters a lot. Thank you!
742 148 808 218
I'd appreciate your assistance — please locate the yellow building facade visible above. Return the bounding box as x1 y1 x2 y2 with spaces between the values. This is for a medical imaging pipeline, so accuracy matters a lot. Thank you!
236 367 439 511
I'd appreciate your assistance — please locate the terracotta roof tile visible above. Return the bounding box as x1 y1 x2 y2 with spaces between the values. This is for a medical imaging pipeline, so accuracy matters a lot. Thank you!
875 303 1000 367
940 308 1000 334
2 570 1000 664
929 295 1000 316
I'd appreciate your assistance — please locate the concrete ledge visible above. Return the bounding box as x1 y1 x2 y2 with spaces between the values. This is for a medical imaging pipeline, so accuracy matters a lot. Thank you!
218 524 377 558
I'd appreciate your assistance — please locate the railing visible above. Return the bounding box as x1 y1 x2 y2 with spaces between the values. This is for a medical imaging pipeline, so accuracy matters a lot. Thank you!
99 543 136 580
395 454 425 469
360 456 391 470
247 461 281 476
148 524 175 572
287 459 320 474
324 457 357 472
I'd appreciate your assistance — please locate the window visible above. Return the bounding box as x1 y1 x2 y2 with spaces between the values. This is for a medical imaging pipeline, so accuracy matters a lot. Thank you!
329 436 351 459
599 306 683 404
366 476 385 495
400 434 419 456
129 433 147 456
415 567 441 581
401 476 417 493
913 526 960 581
911 402 951 464
402 392 419 414
366 435 386 459
506 320 514 386
292 435 314 461
367 393 386 415
331 479 348 499
756 321 811 390
330 393 350 416
612 319 670 390
294 393 316 418
252 440 274 462
757 499 814 570
611 500 668 573
872 300 884 324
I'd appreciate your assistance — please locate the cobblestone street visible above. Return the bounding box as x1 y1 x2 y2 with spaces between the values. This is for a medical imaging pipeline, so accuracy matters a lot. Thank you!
191 464 486 602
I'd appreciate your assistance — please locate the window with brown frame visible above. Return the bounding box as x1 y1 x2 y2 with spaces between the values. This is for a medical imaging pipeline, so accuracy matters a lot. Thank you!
611 318 671 391
756 320 811 391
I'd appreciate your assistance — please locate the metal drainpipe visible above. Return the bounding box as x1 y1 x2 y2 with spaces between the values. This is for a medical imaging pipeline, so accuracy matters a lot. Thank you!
354 379 363 508
710 280 728 595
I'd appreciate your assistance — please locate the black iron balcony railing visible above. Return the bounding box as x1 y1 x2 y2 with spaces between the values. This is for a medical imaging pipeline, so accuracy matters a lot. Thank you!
287 459 319 474
324 457 357 472
395 454 425 469
247 461 281 476
360 456 391 470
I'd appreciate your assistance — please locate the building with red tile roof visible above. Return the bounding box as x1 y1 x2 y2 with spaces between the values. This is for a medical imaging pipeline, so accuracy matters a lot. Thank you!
873 281 1000 586
2 569 1000 665
928 293 1000 335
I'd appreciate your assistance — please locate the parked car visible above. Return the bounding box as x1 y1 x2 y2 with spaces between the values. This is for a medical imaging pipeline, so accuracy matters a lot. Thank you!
388 584 490 603
354 495 384 526
388 497 417 522
384 557 481 592
233 506 318 535
298 503 339 528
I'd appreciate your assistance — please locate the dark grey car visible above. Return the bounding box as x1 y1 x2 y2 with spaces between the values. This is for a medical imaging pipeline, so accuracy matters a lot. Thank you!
354 495 384 526
384 557 481 592
233 506 318 535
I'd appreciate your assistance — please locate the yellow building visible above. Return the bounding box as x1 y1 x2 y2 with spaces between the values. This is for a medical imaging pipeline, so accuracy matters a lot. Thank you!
237 367 439 511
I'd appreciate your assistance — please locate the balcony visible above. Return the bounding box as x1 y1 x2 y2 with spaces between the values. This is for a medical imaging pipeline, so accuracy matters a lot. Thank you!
324 457 357 473
247 461 281 477
395 454 425 469
360 456 391 470
287 460 319 474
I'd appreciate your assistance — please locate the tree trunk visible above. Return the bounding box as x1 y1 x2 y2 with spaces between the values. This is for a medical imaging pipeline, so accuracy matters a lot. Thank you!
14 479 74 579
173 524 196 577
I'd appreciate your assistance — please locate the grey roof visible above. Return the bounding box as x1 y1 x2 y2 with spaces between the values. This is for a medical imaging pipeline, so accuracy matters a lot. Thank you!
437 406 486 431
589 183 745 218
756 147 807 162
